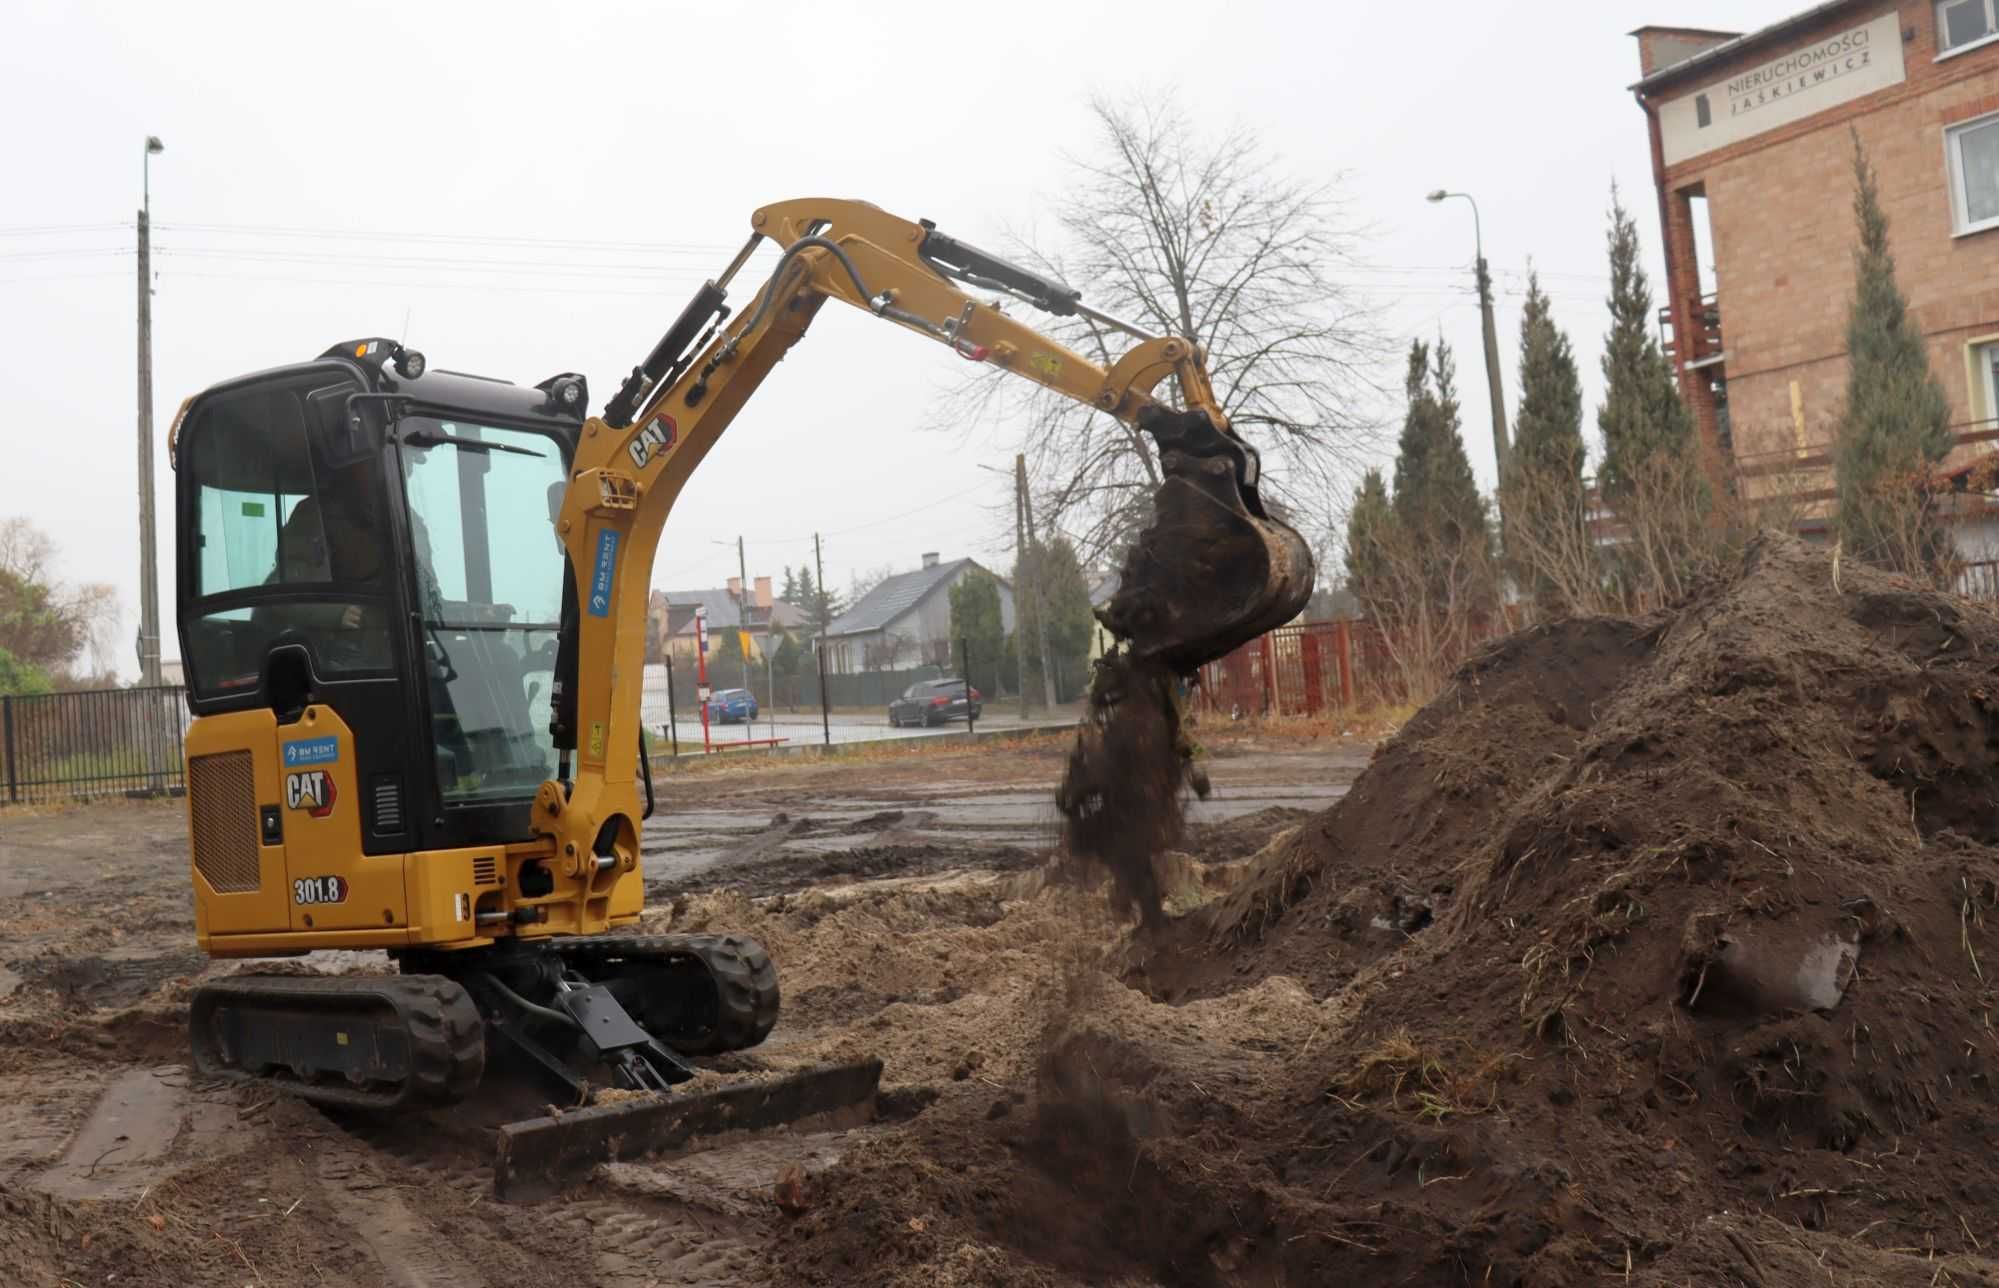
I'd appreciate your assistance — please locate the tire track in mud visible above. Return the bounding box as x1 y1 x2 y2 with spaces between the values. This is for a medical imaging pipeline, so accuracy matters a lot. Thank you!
330 1106 772 1287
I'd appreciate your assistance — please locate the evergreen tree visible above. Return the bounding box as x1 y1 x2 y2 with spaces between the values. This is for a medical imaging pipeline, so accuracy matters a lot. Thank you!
780 566 799 604
947 570 1006 695
1391 339 1488 555
771 630 801 707
1597 184 1695 501
1343 468 1394 608
1834 130 1953 572
1507 269 1590 592
1513 269 1585 480
791 565 843 635
1013 538 1094 703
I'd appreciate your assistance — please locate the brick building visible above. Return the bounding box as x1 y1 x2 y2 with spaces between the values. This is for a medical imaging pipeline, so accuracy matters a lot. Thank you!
1633 0 1999 558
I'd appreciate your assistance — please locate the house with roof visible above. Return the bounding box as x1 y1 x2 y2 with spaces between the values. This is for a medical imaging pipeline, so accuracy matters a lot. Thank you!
820 552 1015 675
647 575 807 666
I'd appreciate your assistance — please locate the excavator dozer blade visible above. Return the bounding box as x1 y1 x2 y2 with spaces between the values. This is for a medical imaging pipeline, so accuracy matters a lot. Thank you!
492 1058 884 1201
1098 405 1315 673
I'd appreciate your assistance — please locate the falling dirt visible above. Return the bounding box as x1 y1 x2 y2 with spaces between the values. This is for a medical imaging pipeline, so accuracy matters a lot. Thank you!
1057 652 1196 928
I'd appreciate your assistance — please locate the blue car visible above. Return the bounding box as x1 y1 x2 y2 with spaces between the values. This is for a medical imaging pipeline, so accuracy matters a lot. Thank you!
706 687 759 724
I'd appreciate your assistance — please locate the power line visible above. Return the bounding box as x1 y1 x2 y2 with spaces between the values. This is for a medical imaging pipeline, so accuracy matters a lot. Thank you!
153 220 737 256
155 266 705 299
0 246 131 262
0 222 130 238
155 245 712 278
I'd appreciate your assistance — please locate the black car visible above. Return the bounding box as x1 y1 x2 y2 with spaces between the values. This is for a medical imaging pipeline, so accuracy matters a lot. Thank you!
888 678 982 727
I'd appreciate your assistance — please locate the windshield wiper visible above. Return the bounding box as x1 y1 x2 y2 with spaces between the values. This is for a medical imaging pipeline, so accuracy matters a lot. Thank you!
401 429 545 458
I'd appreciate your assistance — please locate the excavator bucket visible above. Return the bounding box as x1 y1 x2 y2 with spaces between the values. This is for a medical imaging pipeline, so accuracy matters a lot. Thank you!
493 1058 884 1201
1098 405 1316 672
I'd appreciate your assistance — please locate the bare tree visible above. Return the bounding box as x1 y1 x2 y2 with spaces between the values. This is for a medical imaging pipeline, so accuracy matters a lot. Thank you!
847 562 899 606
1500 453 1825 619
1350 514 1500 704
0 517 119 683
863 633 912 672
945 91 1384 557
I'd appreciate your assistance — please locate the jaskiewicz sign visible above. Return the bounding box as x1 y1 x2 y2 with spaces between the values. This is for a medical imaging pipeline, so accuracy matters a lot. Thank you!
1659 13 1906 165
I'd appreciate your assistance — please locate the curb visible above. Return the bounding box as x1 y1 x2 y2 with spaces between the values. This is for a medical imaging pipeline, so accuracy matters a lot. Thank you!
654 720 1075 766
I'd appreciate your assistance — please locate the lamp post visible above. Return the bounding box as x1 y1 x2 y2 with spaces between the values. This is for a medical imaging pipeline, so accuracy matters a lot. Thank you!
1426 189 1509 482
137 135 165 686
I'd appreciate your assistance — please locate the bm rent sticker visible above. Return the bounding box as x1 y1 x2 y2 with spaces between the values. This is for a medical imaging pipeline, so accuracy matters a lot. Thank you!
587 529 619 618
285 770 336 818
293 874 348 905
282 736 339 767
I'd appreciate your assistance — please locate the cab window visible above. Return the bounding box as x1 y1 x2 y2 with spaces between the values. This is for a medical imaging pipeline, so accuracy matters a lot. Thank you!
182 375 391 696
398 418 567 805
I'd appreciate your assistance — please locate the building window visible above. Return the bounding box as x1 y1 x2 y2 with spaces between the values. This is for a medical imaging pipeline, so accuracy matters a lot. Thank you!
1940 0 1999 53
1975 340 1999 425
1947 112 1999 233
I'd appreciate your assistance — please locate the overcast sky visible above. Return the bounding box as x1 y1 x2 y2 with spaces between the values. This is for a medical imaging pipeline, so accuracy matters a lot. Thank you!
2 0 1801 677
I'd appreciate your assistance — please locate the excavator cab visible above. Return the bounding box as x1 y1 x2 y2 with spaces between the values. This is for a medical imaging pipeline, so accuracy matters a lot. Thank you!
174 343 588 866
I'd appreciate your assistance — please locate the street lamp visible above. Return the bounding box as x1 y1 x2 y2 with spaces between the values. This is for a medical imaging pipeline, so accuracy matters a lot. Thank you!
136 135 166 687
1426 188 1510 483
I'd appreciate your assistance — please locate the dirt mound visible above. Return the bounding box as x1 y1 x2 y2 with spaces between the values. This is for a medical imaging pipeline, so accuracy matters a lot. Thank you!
776 535 1999 1285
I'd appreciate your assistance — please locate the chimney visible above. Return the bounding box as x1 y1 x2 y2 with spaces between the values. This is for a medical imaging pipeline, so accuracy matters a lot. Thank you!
727 575 741 600
921 551 940 569
754 575 772 608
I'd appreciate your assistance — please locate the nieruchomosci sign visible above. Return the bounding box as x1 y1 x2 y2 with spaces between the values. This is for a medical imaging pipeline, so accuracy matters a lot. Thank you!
1659 13 1907 165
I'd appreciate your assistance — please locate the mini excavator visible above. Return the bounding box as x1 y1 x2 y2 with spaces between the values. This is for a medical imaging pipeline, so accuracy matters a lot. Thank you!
170 198 1314 1196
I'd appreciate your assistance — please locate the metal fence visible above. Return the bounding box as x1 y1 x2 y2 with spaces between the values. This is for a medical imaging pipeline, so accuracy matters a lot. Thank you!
0 685 188 804
1192 612 1527 721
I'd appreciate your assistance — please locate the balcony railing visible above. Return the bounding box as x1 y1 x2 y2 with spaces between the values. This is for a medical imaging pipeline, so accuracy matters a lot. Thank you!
1660 291 1723 368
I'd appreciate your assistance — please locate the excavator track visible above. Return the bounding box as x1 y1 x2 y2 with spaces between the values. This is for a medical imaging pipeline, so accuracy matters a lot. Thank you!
553 933 779 1055
189 974 486 1112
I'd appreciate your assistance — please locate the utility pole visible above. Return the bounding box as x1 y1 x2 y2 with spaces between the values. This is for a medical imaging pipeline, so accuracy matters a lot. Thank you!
1475 259 1508 477
1426 189 1509 482
1011 465 1028 720
735 535 751 744
814 532 831 741
136 135 165 686
1016 454 1057 711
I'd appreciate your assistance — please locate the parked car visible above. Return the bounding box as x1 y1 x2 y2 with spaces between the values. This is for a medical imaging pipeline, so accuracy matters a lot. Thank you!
706 687 758 724
888 678 982 728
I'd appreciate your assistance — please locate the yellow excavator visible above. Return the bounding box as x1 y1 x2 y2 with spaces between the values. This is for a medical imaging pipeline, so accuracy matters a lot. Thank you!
170 198 1313 1197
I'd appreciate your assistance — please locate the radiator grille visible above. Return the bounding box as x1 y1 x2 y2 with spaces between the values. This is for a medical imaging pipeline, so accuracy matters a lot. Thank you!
372 775 404 835
472 856 500 886
188 751 261 893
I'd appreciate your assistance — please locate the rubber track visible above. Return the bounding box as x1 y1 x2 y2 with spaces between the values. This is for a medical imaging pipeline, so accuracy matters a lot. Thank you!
189 973 486 1111
553 934 779 1055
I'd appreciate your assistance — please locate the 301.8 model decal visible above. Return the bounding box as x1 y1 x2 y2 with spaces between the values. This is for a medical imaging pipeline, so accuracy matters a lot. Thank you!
293 875 348 905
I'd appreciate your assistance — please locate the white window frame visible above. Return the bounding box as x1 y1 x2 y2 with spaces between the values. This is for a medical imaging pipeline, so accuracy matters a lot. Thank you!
1938 0 1999 58
1946 109 1999 236
1974 339 1999 426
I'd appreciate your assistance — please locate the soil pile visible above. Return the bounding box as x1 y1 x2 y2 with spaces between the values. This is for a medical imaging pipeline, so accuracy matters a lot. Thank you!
777 535 1999 1286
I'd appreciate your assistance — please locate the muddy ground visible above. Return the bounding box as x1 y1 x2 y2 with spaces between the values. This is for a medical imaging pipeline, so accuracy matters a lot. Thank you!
0 732 1357 1287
